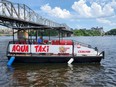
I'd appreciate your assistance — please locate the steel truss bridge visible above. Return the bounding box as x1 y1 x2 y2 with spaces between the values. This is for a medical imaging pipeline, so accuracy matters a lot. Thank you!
0 0 72 33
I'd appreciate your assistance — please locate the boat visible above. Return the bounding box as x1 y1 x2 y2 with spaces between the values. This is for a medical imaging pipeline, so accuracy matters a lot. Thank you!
7 27 104 63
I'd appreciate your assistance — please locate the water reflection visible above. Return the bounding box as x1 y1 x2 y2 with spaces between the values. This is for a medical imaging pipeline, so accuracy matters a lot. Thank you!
1 36 116 87
10 63 101 87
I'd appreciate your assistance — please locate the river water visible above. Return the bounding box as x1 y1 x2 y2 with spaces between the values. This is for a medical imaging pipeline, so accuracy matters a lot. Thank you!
0 36 116 87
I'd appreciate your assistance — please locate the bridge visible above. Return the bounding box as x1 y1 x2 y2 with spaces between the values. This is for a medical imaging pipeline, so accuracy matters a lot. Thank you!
0 0 73 36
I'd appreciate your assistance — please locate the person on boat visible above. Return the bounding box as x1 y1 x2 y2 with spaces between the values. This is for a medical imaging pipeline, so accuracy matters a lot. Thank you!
38 36 43 44
17 30 28 41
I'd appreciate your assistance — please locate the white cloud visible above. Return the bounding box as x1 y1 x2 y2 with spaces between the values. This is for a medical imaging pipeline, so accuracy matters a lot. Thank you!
103 4 114 16
40 0 116 19
108 0 116 8
90 2 103 17
72 0 116 18
96 18 116 26
72 0 91 17
41 4 72 19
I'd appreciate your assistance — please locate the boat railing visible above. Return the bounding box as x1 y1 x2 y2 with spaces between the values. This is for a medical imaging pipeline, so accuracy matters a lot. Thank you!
72 40 93 48
8 39 96 49
8 39 37 44
8 40 95 48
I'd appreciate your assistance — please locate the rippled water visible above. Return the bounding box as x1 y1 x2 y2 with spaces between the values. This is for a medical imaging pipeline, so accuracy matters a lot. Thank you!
0 36 116 87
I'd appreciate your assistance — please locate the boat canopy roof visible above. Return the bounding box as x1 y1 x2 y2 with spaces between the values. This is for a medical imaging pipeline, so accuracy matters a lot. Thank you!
12 26 73 33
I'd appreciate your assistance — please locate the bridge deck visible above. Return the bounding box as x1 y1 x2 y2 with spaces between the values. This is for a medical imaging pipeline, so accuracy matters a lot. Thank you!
0 0 72 33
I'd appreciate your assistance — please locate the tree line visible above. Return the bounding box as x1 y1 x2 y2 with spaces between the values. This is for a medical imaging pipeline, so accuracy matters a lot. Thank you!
73 28 116 36
105 29 116 35
73 29 101 36
29 29 58 36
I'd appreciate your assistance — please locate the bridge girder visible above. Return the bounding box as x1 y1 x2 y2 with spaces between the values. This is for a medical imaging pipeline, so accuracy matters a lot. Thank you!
0 0 72 33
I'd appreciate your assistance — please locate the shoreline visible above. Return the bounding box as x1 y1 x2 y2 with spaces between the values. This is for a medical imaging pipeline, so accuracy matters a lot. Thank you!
0 34 12 36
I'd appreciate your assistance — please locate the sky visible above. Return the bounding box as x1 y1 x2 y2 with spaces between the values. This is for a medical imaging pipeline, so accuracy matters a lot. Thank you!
7 0 116 31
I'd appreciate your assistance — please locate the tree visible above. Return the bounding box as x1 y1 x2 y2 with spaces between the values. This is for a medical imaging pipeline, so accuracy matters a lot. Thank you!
105 29 116 35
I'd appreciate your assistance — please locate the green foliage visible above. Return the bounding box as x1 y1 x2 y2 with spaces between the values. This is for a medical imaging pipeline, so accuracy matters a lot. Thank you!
105 29 116 35
29 29 58 36
29 31 36 36
43 29 58 36
73 29 101 36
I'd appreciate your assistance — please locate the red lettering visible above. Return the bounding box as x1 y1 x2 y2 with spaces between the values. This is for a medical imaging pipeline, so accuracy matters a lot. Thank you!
47 46 49 52
35 46 39 52
34 45 49 53
21 46 25 52
42 46 46 52
78 50 90 53
23 45 28 52
12 45 29 52
16 45 20 52
12 45 16 52
38 46 42 52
